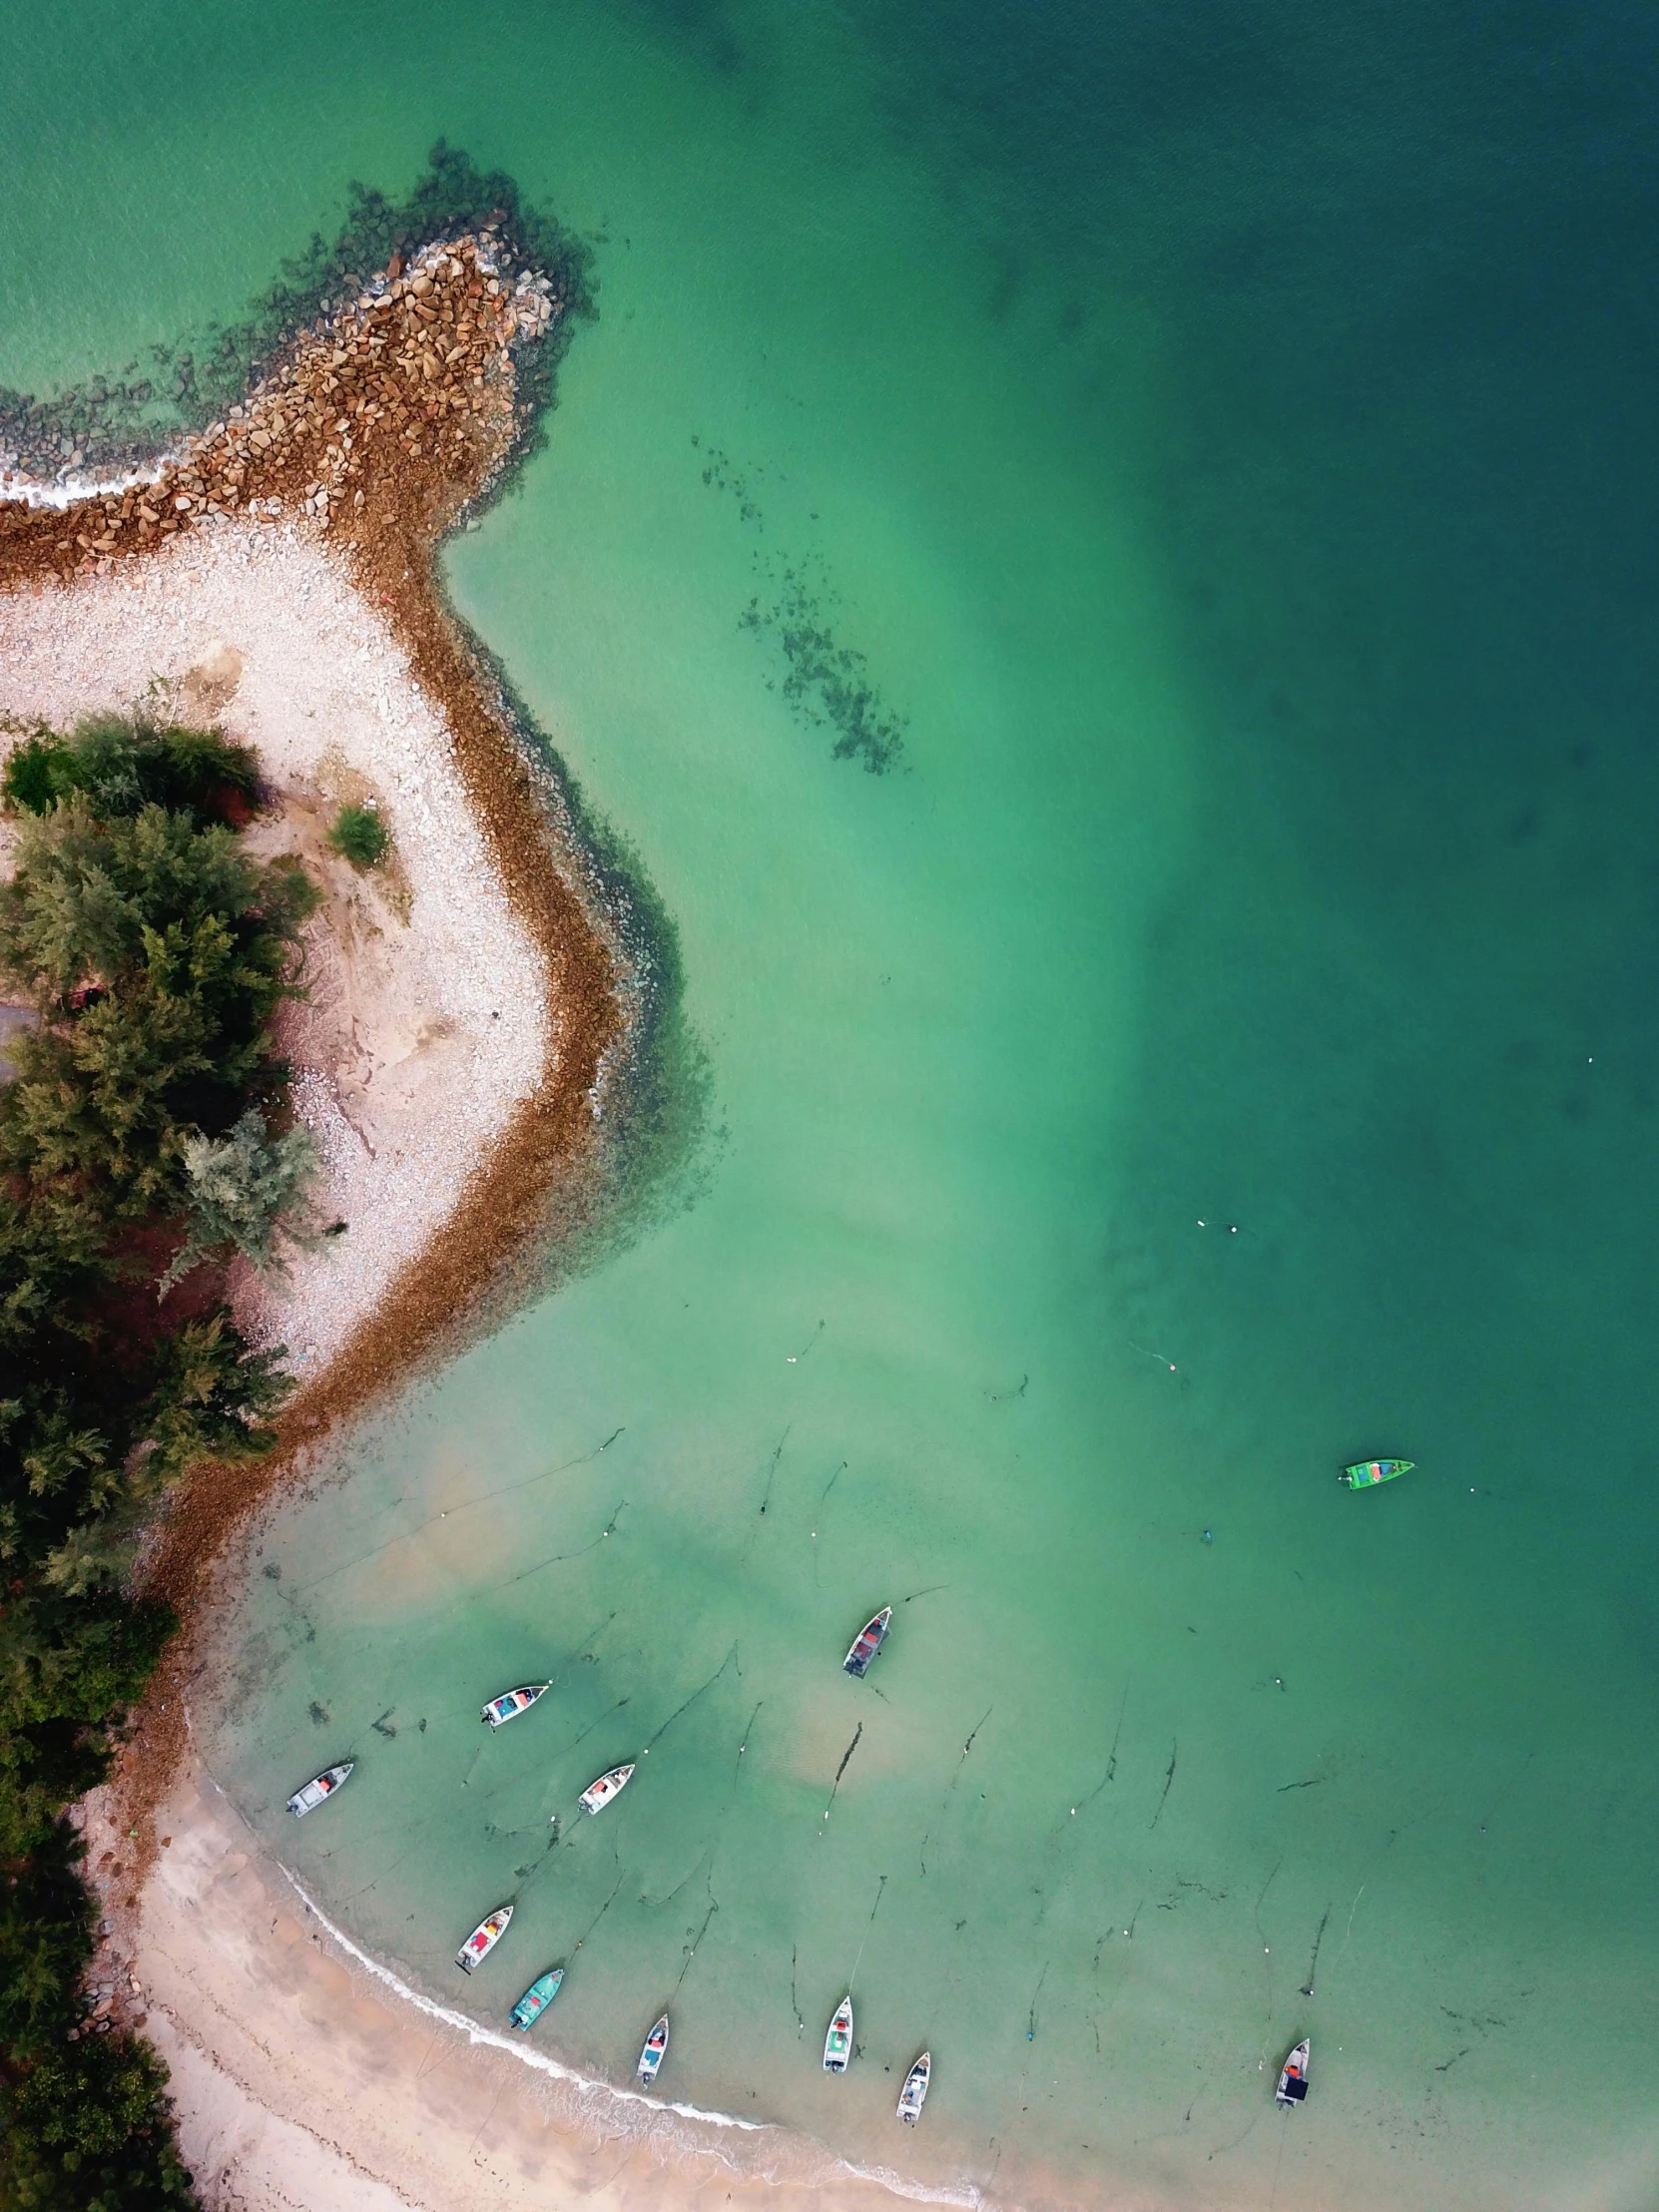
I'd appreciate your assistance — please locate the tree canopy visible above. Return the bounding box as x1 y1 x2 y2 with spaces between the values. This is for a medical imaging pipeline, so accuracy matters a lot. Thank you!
0 716 315 2208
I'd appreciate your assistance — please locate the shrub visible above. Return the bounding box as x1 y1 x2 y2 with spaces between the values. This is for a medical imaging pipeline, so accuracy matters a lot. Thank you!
2 718 258 829
326 803 389 870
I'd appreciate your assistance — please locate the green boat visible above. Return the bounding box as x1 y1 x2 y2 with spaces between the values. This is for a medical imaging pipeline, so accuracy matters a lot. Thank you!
1342 1457 1414 1490
510 1966 563 2031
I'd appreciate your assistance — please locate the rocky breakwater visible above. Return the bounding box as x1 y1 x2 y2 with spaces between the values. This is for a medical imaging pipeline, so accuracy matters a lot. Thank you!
0 232 557 585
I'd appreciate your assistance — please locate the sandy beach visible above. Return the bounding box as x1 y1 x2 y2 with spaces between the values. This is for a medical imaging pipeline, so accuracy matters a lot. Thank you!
76 1756 948 2212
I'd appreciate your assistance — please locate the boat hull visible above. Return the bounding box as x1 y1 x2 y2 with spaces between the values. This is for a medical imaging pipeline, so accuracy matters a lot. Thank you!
287 1762 353 1817
638 2015 670 2085
1277 2037 1311 2106
579 1762 635 1814
483 1682 551 1728
510 1967 563 2029
843 1607 892 1678
456 1906 512 1972
1342 1458 1414 1489
897 2051 930 2123
824 1996 852 2072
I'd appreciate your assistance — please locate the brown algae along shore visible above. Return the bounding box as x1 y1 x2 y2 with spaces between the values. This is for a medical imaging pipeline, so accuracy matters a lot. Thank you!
0 213 958 2212
0 230 625 1878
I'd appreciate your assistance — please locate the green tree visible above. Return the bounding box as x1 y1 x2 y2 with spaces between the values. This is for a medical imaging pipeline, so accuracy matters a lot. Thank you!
160 1110 316 1291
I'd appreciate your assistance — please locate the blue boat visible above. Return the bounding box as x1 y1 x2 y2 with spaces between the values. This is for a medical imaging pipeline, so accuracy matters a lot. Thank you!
510 1967 564 2030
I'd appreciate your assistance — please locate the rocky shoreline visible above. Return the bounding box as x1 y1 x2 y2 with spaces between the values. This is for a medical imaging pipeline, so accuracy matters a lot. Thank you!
0 229 627 1884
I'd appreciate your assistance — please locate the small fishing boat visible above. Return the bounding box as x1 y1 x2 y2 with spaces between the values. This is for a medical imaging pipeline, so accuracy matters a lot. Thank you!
456 1905 513 1973
637 2013 669 2086
482 1682 551 1729
824 1994 853 2072
510 1966 564 2030
1342 1458 1414 1490
286 1763 353 1818
579 1762 635 1815
843 1607 892 1678
1277 2037 1311 2106
897 2050 930 2124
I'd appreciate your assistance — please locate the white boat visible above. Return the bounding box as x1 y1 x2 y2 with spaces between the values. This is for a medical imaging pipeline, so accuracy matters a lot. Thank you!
637 2013 669 2086
286 1762 353 1817
456 1905 513 1973
897 2050 930 2123
843 1607 892 1678
1277 2037 1311 2107
579 1762 635 1815
824 1994 852 2072
482 1682 551 1729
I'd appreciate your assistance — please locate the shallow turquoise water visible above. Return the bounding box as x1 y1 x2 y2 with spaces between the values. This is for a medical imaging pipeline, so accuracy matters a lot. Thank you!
6 2 1659 2204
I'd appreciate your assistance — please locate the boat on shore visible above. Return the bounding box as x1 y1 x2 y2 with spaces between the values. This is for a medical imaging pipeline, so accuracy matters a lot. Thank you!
286 1763 353 1817
897 2050 930 2123
824 1995 852 2072
510 1966 564 2030
456 1905 512 1973
482 1682 551 1728
1277 2037 1311 2106
843 1607 892 1678
579 1763 635 1815
1342 1458 1414 1489
637 2013 669 2085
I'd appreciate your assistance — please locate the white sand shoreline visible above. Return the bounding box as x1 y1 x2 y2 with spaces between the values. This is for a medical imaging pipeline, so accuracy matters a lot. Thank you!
75 1750 984 2212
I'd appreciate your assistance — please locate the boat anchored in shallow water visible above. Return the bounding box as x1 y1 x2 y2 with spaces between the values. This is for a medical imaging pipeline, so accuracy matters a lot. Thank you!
897 2050 930 2123
482 1682 551 1728
456 1905 513 1972
1342 1458 1414 1490
286 1763 353 1817
637 2013 669 2086
1277 2037 1311 2106
843 1607 892 1678
824 1995 853 2072
510 1967 564 2030
578 1763 635 1815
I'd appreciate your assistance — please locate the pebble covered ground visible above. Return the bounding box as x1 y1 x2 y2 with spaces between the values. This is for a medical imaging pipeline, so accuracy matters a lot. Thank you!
0 520 550 1374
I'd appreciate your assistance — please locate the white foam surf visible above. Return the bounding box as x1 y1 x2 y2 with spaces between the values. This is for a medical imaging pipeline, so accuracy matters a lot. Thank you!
281 1867 982 2207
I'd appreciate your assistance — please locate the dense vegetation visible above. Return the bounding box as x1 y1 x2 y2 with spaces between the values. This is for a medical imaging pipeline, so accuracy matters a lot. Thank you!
0 717 316 2208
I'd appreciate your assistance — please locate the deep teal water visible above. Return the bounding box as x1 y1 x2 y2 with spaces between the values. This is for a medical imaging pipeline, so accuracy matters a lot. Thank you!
5 2 1659 2204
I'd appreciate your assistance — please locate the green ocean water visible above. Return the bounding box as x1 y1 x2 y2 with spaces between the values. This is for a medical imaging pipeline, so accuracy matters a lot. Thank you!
6 2 1659 2204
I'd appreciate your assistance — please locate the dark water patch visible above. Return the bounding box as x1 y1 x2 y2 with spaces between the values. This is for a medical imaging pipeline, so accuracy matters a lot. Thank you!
694 435 907 770
740 564 906 772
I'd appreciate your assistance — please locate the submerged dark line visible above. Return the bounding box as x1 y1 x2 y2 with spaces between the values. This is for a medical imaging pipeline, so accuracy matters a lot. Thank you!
486 1500 629 1594
644 1643 739 1754
757 1424 793 1516
1300 1904 1332 1998
290 1432 626 1594
832 1723 864 1790
1106 1675 1131 1783
1150 1739 1178 1830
